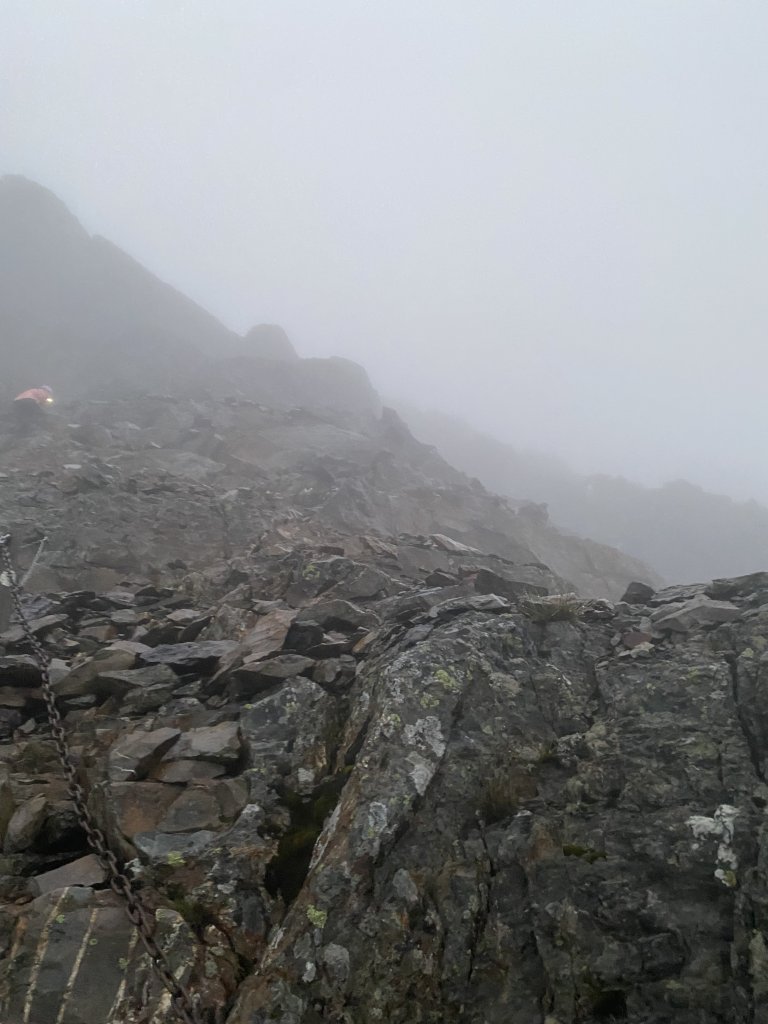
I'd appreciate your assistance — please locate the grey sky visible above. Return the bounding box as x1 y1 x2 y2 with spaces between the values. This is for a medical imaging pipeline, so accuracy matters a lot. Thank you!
3 1 768 501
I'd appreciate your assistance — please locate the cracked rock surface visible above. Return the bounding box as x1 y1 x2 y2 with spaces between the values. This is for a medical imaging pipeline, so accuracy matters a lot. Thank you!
0 544 766 1022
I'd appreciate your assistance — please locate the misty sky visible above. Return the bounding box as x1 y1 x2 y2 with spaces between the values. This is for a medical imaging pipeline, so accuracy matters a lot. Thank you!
3 2 768 501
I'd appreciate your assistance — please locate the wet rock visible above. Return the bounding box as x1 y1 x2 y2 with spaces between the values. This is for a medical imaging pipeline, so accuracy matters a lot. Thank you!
284 619 325 653
4 793 48 853
241 609 296 659
108 607 144 627
233 653 316 692
34 854 105 894
168 721 242 765
140 640 239 673
107 726 181 781
77 622 117 643
150 759 227 783
105 781 182 839
424 570 457 587
92 662 180 697
132 828 218 866
312 655 357 693
53 646 140 697
0 613 69 647
620 580 656 604
156 789 224 833
651 594 740 632
295 599 379 632
0 709 23 741
0 654 43 686
0 887 199 1024
707 571 768 600
430 533 481 554
103 587 137 607
240 678 334 793
649 582 708 606
471 567 547 601
622 630 654 649
0 767 15 844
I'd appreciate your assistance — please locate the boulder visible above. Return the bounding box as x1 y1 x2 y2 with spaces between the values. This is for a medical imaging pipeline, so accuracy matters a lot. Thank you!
140 640 239 673
167 722 242 765
34 854 105 894
4 793 48 853
620 580 656 604
107 726 181 781
651 594 741 632
295 599 379 632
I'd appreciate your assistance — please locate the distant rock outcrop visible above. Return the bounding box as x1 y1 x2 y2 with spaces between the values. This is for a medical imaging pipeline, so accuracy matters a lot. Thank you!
243 323 299 362
399 404 768 586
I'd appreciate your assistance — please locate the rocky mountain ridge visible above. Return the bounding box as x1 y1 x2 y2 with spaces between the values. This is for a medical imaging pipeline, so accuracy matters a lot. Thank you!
2 177 765 1024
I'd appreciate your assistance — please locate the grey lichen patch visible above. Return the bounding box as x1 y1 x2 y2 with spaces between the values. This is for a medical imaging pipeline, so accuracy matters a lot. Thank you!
366 801 389 841
406 751 436 796
687 804 741 887
404 716 445 758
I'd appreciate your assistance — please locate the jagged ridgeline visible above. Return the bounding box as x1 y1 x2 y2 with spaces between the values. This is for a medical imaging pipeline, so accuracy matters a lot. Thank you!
2 179 764 1024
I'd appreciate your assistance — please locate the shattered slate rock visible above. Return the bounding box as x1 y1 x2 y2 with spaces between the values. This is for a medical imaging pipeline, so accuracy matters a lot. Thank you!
471 567 547 600
34 853 106 894
707 571 768 600
92 662 180 696
151 759 227 783
53 646 138 697
295 598 379 631
140 640 239 672
284 619 325 653
651 594 741 632
4 792 48 853
107 726 181 781
241 609 297 659
167 721 242 765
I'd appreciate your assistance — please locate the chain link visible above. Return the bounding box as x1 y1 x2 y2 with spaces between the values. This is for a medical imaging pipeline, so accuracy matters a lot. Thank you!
0 535 204 1024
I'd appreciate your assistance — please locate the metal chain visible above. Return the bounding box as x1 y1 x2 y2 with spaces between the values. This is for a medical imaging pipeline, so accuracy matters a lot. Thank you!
0 535 204 1024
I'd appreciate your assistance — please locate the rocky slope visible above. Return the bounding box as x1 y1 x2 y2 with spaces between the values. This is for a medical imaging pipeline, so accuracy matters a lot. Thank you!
0 393 658 603
0 522 767 1023
400 405 768 585
0 176 657 598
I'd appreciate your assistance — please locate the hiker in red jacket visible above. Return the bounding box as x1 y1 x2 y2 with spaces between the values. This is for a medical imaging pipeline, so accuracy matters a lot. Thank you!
13 386 54 433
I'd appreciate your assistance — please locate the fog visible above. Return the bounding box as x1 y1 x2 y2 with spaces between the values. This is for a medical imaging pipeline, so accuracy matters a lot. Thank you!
3 1 768 502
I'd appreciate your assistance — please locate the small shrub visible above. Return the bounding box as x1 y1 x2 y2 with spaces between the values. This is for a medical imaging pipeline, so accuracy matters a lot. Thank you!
562 843 607 864
520 592 583 623
479 766 537 825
